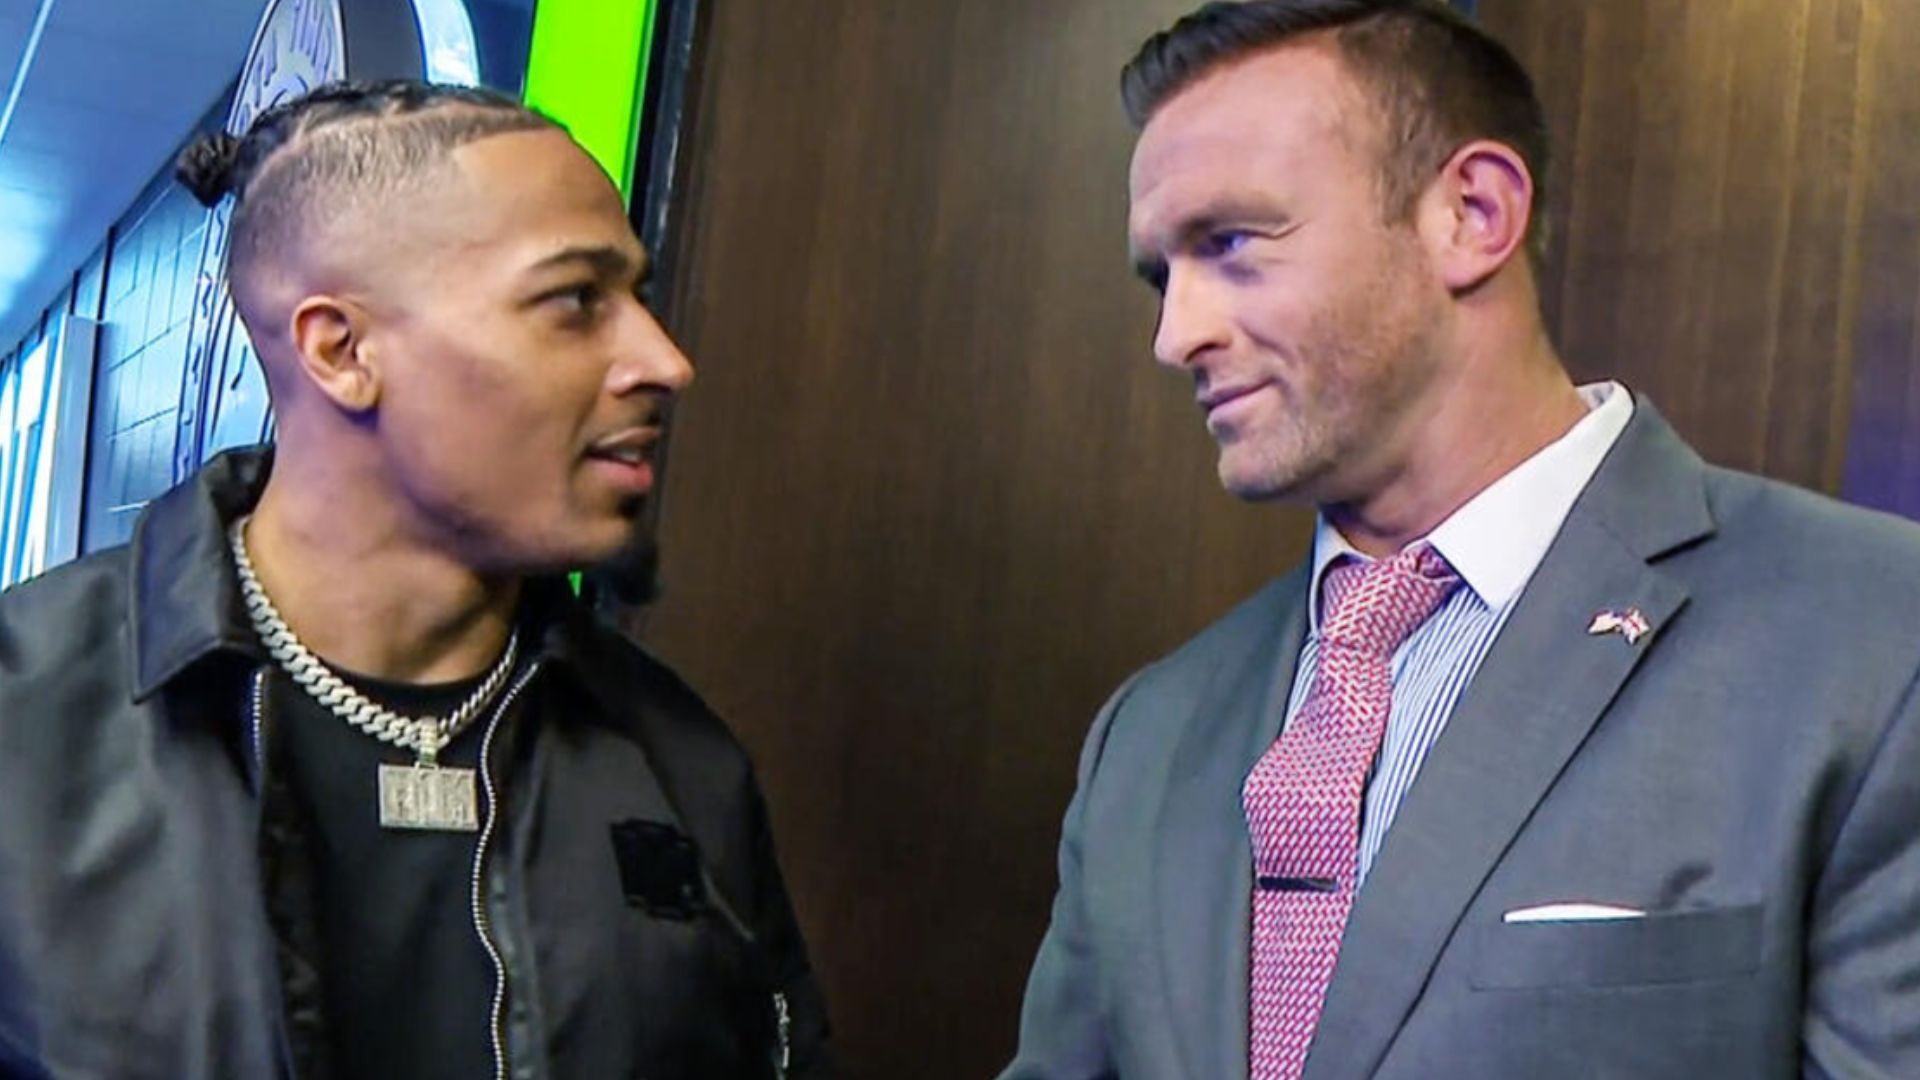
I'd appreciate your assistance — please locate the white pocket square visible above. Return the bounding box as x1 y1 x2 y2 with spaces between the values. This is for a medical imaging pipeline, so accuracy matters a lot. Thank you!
1502 902 1647 924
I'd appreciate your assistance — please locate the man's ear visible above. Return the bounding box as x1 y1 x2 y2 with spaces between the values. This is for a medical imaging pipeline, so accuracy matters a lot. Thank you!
287 295 382 412
1417 139 1535 293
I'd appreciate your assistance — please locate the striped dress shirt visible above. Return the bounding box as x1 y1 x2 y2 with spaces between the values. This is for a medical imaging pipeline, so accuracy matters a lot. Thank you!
1278 382 1635 884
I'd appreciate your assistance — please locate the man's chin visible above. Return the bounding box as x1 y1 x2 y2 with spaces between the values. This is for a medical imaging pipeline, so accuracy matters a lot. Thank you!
508 513 648 578
566 526 647 573
1219 460 1314 504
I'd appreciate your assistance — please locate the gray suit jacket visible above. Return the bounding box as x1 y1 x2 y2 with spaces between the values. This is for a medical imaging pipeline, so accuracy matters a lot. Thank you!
1005 404 1920 1079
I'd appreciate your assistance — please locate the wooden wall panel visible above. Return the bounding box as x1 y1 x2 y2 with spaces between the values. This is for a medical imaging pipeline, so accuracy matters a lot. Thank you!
1772 0 1873 492
1839 0 1920 516
644 2 1293 1076
1480 0 1920 505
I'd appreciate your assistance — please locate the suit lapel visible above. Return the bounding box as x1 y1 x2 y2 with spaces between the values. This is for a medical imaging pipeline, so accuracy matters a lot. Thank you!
1303 404 1715 1080
1157 566 1311 1080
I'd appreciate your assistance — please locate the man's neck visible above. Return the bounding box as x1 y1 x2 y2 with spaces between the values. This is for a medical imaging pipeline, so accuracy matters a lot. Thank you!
242 480 522 685
1323 343 1588 558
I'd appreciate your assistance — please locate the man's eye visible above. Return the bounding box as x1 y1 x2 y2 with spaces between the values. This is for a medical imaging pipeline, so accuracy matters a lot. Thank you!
1194 230 1253 259
553 284 604 315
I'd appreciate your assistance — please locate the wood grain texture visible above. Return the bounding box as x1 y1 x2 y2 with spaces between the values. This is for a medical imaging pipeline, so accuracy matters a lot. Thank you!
642 2 1293 1075
1480 0 1920 505
1837 0 1920 516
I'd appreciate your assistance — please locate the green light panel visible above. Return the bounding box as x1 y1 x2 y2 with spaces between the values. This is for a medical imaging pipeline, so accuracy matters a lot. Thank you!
522 0 660 200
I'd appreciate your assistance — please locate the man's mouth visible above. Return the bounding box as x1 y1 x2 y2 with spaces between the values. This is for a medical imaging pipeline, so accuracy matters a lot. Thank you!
1199 383 1264 414
583 428 663 494
584 426 662 463
587 443 653 466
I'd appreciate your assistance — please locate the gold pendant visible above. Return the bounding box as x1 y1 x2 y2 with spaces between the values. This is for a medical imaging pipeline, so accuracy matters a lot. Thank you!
378 763 480 832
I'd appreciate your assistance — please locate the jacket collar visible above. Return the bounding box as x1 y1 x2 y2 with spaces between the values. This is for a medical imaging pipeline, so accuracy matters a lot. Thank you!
128 447 602 701
129 448 272 700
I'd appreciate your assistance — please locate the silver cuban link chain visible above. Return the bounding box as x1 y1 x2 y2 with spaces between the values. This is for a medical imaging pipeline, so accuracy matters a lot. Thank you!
227 515 519 765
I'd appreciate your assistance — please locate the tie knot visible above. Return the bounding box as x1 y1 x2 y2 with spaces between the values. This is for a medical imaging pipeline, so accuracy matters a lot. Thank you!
1320 543 1460 658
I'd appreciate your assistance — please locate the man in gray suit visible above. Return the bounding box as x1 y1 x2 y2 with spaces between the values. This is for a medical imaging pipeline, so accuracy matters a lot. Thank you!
1006 2 1920 1077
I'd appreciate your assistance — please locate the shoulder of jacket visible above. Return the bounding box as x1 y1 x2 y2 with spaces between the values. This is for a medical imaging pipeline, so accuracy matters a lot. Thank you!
1130 568 1304 689
1699 467 1920 595
0 548 132 663
565 614 754 770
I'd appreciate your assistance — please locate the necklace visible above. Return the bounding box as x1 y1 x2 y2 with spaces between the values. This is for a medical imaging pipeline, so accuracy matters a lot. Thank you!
229 515 519 831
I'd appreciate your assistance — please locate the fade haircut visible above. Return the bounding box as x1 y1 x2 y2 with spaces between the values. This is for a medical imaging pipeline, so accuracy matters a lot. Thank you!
1122 0 1553 262
175 79 562 324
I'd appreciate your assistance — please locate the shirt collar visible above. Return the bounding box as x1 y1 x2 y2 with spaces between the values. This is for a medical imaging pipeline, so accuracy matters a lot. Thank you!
1308 381 1635 632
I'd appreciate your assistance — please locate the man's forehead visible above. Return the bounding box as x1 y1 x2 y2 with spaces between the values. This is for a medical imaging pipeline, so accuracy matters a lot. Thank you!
438 129 638 259
1128 47 1370 233
1134 45 1362 168
1128 122 1307 247
449 127 619 203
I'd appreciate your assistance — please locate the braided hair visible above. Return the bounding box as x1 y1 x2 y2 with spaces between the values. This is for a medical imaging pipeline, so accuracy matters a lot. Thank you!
174 79 561 319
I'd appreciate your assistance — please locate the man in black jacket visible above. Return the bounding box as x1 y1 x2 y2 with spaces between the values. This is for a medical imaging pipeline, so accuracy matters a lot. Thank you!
0 80 829 1078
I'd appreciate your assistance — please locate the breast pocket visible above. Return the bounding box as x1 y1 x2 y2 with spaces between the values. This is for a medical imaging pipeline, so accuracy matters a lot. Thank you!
1468 903 1762 990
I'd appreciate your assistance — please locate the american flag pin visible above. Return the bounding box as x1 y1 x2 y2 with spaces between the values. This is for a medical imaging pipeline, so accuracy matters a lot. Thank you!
1587 608 1652 645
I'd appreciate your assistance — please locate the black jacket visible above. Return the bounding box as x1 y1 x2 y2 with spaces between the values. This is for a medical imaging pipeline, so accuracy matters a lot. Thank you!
0 450 830 1078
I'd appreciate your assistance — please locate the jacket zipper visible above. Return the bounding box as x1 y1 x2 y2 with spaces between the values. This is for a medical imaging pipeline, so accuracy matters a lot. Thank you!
471 660 541 1080
774 990 791 1079
250 661 547 1080
248 667 271 781
246 666 307 1080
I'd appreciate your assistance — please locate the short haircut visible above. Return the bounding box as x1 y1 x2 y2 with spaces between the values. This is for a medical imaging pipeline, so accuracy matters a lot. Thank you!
1122 0 1553 261
175 79 562 322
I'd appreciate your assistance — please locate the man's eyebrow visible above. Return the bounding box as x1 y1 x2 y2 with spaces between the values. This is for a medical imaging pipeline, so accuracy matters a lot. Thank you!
1128 201 1297 285
525 244 652 282
1128 212 1235 289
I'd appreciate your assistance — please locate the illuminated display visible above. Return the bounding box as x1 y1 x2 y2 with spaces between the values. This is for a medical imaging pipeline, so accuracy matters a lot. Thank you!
522 0 660 199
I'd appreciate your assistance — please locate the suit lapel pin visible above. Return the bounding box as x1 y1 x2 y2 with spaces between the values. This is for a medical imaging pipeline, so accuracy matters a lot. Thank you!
1587 608 1652 645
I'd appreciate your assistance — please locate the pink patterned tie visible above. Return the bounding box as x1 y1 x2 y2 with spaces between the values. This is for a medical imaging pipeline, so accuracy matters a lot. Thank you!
1244 543 1460 1079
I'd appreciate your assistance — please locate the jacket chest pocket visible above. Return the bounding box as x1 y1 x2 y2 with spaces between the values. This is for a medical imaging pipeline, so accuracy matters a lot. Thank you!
1468 903 1763 990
